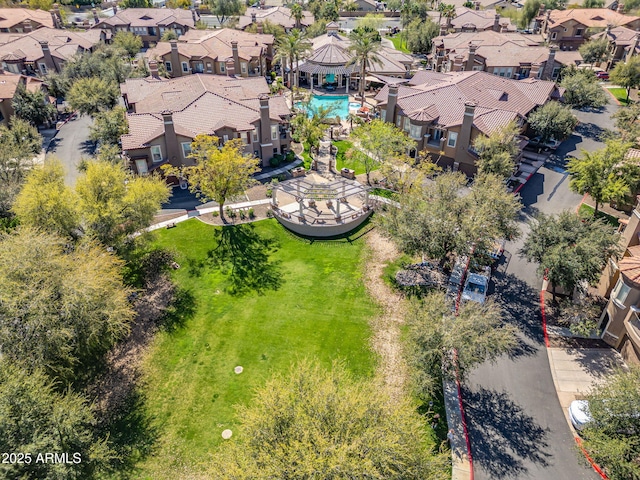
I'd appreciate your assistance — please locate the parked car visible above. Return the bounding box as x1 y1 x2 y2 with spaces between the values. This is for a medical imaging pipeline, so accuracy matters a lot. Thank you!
528 136 562 150
569 400 592 431
596 71 610 80
461 267 490 304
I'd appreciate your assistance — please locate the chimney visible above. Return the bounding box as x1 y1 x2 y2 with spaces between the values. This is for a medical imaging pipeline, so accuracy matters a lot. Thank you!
113 5 118 15
531 62 542 79
440 24 448 36
542 45 557 79
52 3 61 27
385 85 398 124
251 12 257 23
453 54 464 71
23 19 32 33
493 14 501 32
92 8 99 25
618 3 625 13
170 40 182 77
538 3 545 16
231 40 240 76
259 94 272 165
500 23 508 33
473 0 480 9
466 42 477 71
606 24 612 34
260 0 266 9
161 111 182 167
49 9 59 29
257 22 263 34
457 101 476 156
149 60 159 79
39 41 56 74
225 58 235 75
192 8 198 24
631 33 640 59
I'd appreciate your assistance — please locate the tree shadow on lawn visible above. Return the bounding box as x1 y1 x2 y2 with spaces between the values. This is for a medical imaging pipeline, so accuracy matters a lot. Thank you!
207 223 283 296
464 385 552 479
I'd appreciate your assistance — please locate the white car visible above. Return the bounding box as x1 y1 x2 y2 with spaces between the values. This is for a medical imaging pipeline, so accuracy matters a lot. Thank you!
528 136 562 150
461 267 490 304
569 400 592 431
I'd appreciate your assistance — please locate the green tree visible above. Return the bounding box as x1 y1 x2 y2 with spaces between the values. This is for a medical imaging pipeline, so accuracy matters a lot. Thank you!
579 37 610 66
290 2 304 28
356 13 386 31
0 227 135 383
161 29 179 41
567 139 639 213
75 161 171 248
207 0 243 25
473 120 521 179
581 367 640 480
347 27 383 106
11 83 56 126
528 101 578 143
166 0 192 7
89 106 129 146
406 17 440 55
0 118 42 215
350 119 416 185
12 159 79 238
0 362 111 479
275 29 312 88
437 2 456 28
610 56 640 102
582 0 605 7
406 292 517 398
163 134 259 220
245 19 286 38
120 0 152 7
112 30 143 58
208 360 449 479
612 103 640 145
520 211 620 297
67 76 119 116
560 66 608 108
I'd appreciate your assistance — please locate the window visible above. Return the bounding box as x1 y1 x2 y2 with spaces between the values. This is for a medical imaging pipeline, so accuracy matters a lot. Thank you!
552 67 561 79
612 278 631 306
223 134 229 143
206 62 212 73
575 28 583 37
175 28 182 35
550 31 557 40
181 62 189 73
239 131 247 144
380 109 386 122
181 142 192 159
159 27 165 33
241 62 247 73
193 63 204 73
409 123 421 139
252 127 258 142
429 128 443 145
150 145 163 163
447 131 458 147
135 159 148 175
493 67 513 78
403 118 410 133
472 65 483 71
395 114 402 128
219 62 225 73
271 124 278 141
165 61 172 72
38 62 47 75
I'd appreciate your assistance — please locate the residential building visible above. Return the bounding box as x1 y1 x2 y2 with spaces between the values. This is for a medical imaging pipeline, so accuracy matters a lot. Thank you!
591 25 640 69
92 7 199 47
597 192 640 364
0 27 107 76
0 8 56 33
144 28 274 77
535 5 640 50
0 68 49 124
427 7 517 34
431 30 582 79
375 70 563 176
120 71 291 173
296 22 413 92
237 5 315 31
351 0 380 11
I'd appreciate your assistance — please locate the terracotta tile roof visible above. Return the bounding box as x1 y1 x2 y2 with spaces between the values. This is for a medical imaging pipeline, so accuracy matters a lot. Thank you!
554 49 583 65
0 8 54 30
145 28 273 63
121 74 291 150
0 70 44 100
0 27 102 64
539 8 640 29
592 25 639 46
428 7 516 31
97 8 197 28
237 6 314 29
620 248 640 287
433 30 543 50
376 70 559 134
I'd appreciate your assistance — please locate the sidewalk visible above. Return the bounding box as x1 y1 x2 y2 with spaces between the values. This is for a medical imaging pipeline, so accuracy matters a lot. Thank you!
443 379 473 480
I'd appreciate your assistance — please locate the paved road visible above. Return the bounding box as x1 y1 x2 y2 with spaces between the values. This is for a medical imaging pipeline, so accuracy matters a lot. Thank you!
464 101 620 480
46 114 94 186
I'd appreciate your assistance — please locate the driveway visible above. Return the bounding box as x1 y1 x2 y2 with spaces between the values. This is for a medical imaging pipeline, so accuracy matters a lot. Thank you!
462 101 620 479
46 114 94 186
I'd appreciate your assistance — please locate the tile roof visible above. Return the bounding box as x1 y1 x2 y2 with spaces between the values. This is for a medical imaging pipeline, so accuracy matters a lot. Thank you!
145 28 273 63
0 27 100 63
0 70 44 100
121 74 291 150
619 248 640 287
428 7 516 31
97 8 197 28
0 8 54 30
237 6 314 29
540 8 640 28
377 70 560 135
592 25 639 46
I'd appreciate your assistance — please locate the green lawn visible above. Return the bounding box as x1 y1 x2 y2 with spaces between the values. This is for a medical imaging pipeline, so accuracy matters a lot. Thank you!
578 203 621 227
607 87 632 105
334 140 377 175
132 219 377 477
389 34 410 54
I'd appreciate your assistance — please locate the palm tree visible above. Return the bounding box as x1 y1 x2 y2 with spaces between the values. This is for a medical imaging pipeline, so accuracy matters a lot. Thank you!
289 2 303 29
438 3 456 30
347 28 383 106
275 29 312 89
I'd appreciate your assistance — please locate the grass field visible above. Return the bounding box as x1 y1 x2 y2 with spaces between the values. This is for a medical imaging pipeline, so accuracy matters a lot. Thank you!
578 203 621 227
607 87 632 105
334 140 377 175
132 219 377 477
389 34 410 53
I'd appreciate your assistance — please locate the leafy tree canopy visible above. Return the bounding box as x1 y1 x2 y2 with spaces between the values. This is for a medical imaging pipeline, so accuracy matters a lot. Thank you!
89 105 129 146
528 101 578 143
112 30 143 58
473 120 521 178
11 83 56 126
560 66 608 109
579 37 610 65
67 76 119 116
610 56 640 102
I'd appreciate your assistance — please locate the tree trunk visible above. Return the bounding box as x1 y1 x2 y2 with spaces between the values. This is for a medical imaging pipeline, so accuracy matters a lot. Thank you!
594 201 600 215
360 63 366 107
551 282 556 301
366 168 371 186
219 202 225 221
627 87 631 103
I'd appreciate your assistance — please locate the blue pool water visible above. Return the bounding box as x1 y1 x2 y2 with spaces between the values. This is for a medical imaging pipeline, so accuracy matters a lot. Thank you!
296 95 361 120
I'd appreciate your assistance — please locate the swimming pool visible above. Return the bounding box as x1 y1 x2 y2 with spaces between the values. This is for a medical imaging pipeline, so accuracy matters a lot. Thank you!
295 95 361 120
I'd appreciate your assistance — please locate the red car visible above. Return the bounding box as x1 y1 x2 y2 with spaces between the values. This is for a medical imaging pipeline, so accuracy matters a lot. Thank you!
596 71 610 80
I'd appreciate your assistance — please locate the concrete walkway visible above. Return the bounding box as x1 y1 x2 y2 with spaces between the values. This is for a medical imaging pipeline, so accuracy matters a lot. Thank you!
254 159 302 181
443 379 473 480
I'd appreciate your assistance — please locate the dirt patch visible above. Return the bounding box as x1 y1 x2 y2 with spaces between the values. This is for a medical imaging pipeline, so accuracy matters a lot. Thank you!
363 229 409 401
198 204 272 226
87 276 176 418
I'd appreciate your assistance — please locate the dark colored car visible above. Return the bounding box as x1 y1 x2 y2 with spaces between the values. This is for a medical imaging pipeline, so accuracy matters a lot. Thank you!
596 71 610 80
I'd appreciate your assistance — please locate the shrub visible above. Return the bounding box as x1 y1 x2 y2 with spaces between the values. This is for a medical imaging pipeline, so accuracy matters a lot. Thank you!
248 207 255 219
212 211 219 217
239 209 247 220
277 173 287 181
266 188 273 198
286 150 296 162
266 209 274 218
228 209 237 219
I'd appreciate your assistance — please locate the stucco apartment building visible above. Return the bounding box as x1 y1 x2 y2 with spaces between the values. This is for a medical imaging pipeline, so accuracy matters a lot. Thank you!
0 8 56 33
237 6 315 31
591 25 640 68
145 28 274 78
428 6 517 35
93 7 198 47
375 70 563 176
535 5 640 50
0 68 48 124
120 72 291 174
431 29 582 79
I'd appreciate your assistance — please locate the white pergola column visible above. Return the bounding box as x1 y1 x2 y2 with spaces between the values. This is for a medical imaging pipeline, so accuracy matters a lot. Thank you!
271 188 277 207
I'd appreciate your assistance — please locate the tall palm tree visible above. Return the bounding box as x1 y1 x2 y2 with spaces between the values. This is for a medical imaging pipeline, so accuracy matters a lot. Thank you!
289 2 304 29
438 3 456 30
347 28 383 106
275 29 312 89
